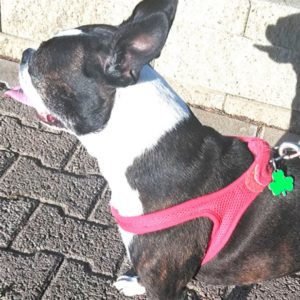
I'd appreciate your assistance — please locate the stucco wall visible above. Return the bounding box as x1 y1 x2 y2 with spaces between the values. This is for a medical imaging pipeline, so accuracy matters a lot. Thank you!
1 0 300 132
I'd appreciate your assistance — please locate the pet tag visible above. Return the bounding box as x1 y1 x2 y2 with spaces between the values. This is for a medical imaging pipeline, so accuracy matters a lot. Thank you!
268 169 294 197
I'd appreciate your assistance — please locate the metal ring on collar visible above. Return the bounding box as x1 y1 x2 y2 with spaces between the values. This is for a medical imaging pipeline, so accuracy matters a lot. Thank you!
278 142 300 160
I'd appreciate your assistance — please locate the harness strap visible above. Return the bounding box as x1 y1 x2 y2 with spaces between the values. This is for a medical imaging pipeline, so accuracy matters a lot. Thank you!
111 137 272 265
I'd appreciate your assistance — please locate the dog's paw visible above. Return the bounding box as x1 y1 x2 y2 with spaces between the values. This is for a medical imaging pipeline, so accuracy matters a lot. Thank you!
113 275 146 297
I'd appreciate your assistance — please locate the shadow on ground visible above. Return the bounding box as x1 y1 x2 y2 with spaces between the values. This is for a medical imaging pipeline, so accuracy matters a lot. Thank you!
216 12 300 300
256 13 300 141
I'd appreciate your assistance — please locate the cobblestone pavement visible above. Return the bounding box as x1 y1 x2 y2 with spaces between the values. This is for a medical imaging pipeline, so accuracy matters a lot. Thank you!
1 64 300 299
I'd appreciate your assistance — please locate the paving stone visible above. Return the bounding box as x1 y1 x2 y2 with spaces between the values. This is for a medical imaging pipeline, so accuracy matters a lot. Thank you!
0 59 19 88
189 275 300 299
64 144 100 175
186 87 225 111
0 156 106 219
245 0 300 47
156 26 298 113
0 117 76 169
224 95 300 133
191 107 257 136
12 204 124 276
0 95 43 129
271 0 300 8
88 186 114 226
175 0 250 36
0 32 38 61
243 275 300 299
0 79 62 135
168 77 226 111
43 259 143 300
0 250 62 300
259 126 300 146
187 279 226 300
1 0 140 42
0 197 38 247
0 150 16 177
1 0 249 45
0 95 69 134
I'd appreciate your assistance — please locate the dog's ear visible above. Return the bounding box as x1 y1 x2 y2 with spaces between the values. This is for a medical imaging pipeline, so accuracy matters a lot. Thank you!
124 0 178 27
104 0 178 86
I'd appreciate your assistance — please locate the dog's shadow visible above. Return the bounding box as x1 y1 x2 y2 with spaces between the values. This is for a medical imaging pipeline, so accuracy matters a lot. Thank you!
256 13 300 142
223 13 300 300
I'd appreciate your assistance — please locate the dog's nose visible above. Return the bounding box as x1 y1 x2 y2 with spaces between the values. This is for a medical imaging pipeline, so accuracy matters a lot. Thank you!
21 48 35 65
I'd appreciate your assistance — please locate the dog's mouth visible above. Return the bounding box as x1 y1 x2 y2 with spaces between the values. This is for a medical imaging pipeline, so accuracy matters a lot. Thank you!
4 86 64 128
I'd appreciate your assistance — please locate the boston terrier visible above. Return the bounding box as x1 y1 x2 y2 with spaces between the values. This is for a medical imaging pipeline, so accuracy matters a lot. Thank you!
10 0 300 299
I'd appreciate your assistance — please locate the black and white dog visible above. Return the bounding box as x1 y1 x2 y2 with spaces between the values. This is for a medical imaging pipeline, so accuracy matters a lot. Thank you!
16 0 300 299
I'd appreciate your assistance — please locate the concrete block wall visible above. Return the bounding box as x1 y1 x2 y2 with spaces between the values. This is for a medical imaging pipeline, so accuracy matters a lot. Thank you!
1 0 300 133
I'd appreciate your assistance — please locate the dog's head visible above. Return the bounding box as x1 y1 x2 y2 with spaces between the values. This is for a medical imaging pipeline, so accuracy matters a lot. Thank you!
19 0 178 135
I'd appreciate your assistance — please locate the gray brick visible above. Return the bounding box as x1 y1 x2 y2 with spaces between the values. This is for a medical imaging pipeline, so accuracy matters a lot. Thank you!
12 204 124 275
88 186 114 226
172 0 250 38
259 126 300 146
65 144 100 175
0 250 62 300
0 32 38 61
0 157 106 218
0 117 76 168
189 273 300 299
249 275 300 299
156 25 297 114
0 198 38 247
187 278 226 300
0 150 16 177
0 94 66 134
236 276 300 300
0 59 19 88
0 95 42 129
223 94 300 132
43 259 139 300
191 107 257 136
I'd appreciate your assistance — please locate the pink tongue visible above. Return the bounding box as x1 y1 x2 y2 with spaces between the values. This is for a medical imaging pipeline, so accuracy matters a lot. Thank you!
4 85 35 108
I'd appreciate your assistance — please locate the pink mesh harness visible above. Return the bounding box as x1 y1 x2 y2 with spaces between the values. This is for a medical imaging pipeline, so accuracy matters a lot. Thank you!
111 137 272 265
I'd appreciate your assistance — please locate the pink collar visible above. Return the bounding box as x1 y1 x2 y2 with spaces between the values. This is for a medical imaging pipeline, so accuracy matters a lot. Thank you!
111 137 272 265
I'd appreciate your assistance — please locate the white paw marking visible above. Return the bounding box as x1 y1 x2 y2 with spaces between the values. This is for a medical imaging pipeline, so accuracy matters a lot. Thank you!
113 275 146 297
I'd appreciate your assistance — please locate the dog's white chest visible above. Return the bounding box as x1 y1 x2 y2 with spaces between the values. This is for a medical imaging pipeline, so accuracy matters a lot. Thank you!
79 66 190 250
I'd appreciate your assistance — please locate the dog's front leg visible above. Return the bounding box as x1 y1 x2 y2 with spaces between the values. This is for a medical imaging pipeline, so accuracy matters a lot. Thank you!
122 232 202 300
114 266 198 300
135 254 198 300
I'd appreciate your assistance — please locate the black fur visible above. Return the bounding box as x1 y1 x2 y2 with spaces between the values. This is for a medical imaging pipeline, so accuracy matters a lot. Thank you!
126 114 253 213
126 114 256 299
125 112 300 299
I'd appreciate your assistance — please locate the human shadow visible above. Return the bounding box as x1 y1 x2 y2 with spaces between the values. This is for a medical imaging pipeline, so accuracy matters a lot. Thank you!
256 13 300 144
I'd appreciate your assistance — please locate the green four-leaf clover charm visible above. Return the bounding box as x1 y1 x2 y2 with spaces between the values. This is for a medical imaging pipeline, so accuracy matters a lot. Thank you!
268 169 294 197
